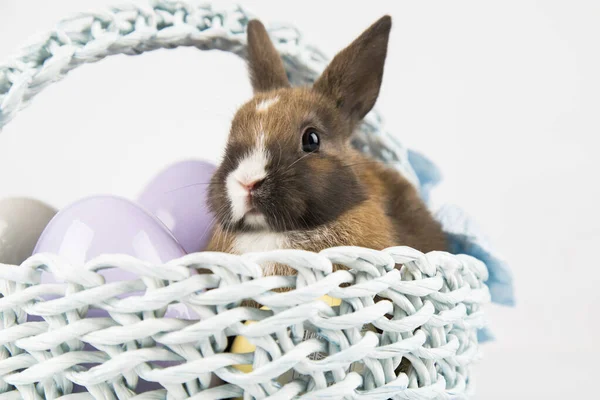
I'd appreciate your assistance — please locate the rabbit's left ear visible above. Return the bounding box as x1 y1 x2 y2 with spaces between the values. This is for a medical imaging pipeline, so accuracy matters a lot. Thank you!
314 16 392 123
246 20 290 93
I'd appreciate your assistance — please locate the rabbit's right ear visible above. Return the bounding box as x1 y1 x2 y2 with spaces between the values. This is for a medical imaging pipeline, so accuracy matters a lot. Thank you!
246 20 290 93
313 16 391 124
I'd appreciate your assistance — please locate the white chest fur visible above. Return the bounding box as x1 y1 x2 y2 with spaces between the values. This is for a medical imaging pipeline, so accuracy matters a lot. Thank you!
233 231 288 254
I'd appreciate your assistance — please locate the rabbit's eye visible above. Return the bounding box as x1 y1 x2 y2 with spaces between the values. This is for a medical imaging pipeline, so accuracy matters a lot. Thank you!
302 129 320 152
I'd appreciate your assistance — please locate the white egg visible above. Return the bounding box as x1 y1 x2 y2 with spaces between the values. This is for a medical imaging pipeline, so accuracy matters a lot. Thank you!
0 197 56 265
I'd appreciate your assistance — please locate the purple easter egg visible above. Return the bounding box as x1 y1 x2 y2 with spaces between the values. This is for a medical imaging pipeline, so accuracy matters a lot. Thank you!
32 195 195 319
137 160 217 254
34 195 185 268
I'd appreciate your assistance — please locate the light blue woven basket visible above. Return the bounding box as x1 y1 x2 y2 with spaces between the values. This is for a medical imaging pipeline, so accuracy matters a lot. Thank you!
0 1 490 399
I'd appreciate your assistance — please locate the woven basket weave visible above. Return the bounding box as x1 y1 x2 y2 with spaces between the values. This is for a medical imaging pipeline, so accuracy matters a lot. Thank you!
0 1 491 399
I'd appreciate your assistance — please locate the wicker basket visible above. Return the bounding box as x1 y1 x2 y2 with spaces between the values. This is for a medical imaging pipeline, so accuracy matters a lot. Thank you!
0 1 491 399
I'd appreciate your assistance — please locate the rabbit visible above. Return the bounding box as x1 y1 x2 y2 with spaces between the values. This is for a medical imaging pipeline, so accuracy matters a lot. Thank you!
206 15 447 276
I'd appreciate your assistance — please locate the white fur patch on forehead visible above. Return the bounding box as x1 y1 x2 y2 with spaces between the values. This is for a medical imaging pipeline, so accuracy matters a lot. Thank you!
256 96 280 112
257 125 266 149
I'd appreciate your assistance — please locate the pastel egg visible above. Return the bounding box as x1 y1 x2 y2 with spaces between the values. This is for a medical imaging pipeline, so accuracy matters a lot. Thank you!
137 160 217 253
0 197 57 265
31 195 198 393
33 195 192 318
34 195 185 268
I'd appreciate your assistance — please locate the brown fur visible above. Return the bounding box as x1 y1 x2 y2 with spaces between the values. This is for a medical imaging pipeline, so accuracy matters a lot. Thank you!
206 16 447 277
208 149 445 276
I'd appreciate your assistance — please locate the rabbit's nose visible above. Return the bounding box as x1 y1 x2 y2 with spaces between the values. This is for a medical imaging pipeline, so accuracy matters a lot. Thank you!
239 178 264 194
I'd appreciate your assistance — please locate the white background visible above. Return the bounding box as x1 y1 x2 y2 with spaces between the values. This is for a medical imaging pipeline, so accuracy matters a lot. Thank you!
1 1 598 398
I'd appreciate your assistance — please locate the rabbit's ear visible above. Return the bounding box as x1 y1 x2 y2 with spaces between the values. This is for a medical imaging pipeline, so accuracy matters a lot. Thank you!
246 20 290 93
314 16 391 123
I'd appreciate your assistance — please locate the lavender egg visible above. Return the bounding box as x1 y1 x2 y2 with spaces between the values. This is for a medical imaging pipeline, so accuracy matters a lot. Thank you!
33 195 194 319
137 160 217 254
34 195 185 267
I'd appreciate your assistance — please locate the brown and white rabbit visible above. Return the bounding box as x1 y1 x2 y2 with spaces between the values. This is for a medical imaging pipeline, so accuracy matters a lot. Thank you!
206 16 447 275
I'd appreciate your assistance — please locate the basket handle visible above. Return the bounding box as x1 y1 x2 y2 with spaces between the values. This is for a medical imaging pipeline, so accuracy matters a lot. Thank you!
0 0 418 185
